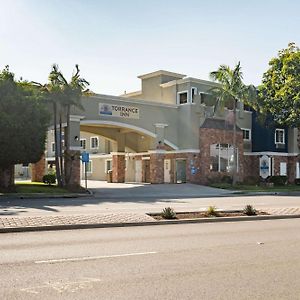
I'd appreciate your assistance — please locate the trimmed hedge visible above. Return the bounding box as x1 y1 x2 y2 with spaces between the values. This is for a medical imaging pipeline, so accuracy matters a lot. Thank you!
42 174 56 185
269 176 287 186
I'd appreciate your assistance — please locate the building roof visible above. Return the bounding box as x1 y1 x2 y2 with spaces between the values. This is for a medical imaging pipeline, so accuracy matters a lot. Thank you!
138 70 186 80
200 118 241 131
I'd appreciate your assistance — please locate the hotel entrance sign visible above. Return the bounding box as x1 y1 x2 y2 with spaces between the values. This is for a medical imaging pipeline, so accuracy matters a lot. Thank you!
259 155 270 179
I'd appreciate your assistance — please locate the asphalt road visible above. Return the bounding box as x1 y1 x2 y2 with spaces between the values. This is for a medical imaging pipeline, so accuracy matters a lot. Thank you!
2 219 300 299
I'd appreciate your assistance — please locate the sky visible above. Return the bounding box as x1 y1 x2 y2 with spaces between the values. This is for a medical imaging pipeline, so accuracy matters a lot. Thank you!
1 0 300 95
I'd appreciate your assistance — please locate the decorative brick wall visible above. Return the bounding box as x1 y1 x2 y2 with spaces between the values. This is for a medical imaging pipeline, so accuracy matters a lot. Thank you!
199 128 244 184
65 150 81 188
149 152 164 184
243 156 259 179
31 155 46 182
112 154 125 183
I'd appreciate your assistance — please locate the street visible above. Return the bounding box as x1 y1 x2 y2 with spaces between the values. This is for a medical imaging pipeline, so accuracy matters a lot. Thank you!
1 219 300 299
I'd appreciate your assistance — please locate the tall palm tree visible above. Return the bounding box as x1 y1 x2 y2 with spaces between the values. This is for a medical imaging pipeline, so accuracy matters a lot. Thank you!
53 65 90 186
210 62 256 185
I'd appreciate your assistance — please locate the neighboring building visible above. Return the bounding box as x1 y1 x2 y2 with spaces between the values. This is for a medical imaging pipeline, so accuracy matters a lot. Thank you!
38 70 300 185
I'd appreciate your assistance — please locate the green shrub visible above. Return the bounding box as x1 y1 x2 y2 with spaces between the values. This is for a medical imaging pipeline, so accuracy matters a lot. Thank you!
161 207 176 219
206 206 218 217
221 175 232 184
269 176 287 186
243 204 256 216
42 174 56 186
243 176 260 185
295 178 300 185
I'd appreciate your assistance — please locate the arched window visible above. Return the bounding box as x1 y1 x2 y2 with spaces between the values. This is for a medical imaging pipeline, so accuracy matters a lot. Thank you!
210 143 237 172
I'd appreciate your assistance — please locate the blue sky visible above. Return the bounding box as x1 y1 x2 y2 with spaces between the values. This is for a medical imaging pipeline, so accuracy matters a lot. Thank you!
1 0 299 95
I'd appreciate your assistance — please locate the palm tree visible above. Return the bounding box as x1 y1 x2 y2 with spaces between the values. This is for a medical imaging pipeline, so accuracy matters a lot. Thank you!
210 62 256 185
53 65 90 186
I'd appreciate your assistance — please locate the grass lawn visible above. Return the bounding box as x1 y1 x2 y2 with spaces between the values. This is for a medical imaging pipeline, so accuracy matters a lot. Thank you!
210 182 300 192
13 181 69 194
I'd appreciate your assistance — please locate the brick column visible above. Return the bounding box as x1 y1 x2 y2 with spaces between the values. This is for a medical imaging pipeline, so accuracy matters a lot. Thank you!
65 150 81 188
150 151 165 184
112 153 125 183
31 155 46 182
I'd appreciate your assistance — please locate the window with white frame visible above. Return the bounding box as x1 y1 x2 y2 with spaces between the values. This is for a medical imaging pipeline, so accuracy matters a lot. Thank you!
51 142 55 153
84 161 92 173
242 128 251 141
280 162 287 176
275 129 285 144
191 87 197 103
80 139 86 150
177 91 188 105
210 143 237 172
90 137 99 149
105 159 112 173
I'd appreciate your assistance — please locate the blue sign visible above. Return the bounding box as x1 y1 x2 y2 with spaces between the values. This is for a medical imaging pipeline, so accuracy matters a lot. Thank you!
191 167 197 175
82 151 90 163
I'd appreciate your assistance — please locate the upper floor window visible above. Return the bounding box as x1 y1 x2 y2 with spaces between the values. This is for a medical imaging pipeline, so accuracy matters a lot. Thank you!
275 129 285 144
90 137 99 149
242 128 251 141
191 87 197 103
177 91 188 105
80 139 86 150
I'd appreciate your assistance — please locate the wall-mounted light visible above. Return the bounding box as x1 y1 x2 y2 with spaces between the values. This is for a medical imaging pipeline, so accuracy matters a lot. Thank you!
74 136 79 141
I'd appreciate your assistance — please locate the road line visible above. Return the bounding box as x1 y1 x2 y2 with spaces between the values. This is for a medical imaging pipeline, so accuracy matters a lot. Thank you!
35 251 157 264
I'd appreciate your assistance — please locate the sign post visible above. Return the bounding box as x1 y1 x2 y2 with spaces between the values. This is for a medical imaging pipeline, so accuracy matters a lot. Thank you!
81 151 90 190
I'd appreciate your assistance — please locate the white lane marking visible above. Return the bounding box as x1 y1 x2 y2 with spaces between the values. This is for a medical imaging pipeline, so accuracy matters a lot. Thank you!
35 251 157 264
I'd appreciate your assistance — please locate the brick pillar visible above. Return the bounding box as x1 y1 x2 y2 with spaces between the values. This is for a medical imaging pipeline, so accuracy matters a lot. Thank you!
65 150 81 188
31 155 46 182
112 153 125 183
150 151 164 184
288 156 298 183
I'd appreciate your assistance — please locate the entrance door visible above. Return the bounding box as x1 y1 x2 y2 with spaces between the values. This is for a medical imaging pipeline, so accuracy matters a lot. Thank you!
164 159 171 183
135 160 142 182
176 159 186 183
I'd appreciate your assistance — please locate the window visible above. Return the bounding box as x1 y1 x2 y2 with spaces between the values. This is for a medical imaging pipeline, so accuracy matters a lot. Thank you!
242 129 251 141
275 129 285 144
84 161 92 173
80 139 86 150
210 143 237 172
105 159 112 173
280 162 287 176
177 91 188 104
51 142 55 153
90 137 99 149
191 87 197 103
296 162 300 179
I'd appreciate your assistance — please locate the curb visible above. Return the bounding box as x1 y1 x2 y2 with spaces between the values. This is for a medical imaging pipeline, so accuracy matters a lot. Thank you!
0 192 92 200
1 214 300 234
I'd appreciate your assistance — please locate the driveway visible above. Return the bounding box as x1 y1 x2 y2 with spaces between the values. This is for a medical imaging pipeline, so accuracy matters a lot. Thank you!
85 180 234 199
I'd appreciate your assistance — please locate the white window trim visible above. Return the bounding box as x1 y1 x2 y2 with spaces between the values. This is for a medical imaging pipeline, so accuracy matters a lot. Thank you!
191 87 197 103
85 160 93 174
51 142 55 153
80 138 86 150
280 162 287 176
177 90 189 105
90 136 99 149
105 159 112 173
241 128 251 141
275 129 285 145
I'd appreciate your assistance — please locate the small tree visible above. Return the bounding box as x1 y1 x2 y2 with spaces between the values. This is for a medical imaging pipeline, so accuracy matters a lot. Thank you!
0 66 49 190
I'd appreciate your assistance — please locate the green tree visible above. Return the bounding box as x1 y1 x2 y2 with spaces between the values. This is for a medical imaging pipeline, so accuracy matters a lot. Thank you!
258 43 300 126
0 66 49 190
210 62 256 185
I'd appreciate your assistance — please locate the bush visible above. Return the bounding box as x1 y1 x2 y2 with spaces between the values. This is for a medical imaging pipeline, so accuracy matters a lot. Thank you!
243 204 256 216
161 207 176 219
206 206 218 217
221 175 232 184
42 174 56 186
243 176 260 185
269 176 287 186
295 178 300 185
